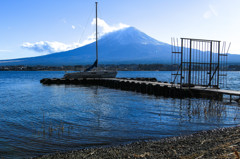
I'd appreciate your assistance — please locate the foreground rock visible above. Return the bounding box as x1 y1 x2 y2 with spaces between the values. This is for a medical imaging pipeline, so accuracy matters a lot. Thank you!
35 126 240 159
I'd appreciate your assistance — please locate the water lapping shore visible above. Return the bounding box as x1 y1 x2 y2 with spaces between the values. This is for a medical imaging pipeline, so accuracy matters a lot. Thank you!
1 71 240 158
35 126 240 159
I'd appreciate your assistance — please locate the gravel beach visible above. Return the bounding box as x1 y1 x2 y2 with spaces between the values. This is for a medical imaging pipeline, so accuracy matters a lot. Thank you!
35 126 240 159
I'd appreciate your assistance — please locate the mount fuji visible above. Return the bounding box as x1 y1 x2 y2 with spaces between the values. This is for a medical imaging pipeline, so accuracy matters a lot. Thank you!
0 27 172 66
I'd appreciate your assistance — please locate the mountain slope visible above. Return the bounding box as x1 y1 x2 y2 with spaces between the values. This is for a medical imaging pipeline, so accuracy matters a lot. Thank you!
0 27 172 66
1 27 239 66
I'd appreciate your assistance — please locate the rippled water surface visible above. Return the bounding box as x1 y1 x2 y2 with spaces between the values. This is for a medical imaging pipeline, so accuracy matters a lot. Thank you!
0 71 240 158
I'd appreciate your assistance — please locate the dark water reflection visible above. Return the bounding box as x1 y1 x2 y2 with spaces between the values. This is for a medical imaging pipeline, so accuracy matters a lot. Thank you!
0 71 240 158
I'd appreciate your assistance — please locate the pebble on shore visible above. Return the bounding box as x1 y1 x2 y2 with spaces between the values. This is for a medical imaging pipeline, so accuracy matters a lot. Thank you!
34 126 240 159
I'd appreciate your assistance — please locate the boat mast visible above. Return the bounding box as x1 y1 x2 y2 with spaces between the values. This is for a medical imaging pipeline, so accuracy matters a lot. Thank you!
95 2 98 67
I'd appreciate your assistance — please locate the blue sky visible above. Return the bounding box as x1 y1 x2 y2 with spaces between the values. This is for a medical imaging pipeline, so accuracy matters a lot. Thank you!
0 0 240 60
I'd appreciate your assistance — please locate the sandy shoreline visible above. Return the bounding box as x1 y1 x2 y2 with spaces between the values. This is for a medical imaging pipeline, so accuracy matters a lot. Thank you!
34 126 240 159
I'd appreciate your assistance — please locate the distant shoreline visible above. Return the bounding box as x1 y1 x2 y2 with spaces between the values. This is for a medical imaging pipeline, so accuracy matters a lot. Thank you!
34 126 240 159
1 64 240 71
0 64 174 71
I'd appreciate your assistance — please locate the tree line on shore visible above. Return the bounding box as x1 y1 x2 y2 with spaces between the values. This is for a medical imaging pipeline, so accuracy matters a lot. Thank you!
0 64 239 71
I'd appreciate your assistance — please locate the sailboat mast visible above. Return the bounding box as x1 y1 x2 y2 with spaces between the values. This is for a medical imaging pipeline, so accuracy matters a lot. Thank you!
95 2 98 66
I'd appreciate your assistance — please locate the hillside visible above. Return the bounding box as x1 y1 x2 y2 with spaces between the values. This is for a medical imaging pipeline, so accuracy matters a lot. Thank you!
1 27 239 66
0 27 171 66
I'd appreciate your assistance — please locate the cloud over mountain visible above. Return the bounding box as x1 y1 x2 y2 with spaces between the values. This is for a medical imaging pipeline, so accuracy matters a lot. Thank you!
1 27 172 66
91 18 129 35
3 26 240 66
21 18 129 53
22 41 82 53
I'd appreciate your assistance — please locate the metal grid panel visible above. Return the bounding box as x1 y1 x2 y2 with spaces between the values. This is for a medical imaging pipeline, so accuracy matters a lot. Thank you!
171 38 229 88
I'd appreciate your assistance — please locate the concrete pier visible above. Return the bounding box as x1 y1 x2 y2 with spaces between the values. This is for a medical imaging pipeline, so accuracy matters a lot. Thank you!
39 77 240 100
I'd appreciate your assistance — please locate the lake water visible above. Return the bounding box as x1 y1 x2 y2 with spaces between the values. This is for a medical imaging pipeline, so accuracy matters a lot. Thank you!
0 71 240 158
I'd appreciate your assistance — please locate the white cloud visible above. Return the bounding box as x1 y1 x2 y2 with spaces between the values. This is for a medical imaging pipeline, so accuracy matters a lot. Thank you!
78 18 129 47
203 4 218 19
22 18 130 53
91 18 129 36
80 18 129 45
22 41 82 53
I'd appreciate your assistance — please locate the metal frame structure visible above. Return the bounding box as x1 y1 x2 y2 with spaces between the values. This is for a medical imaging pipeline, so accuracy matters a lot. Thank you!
171 38 229 88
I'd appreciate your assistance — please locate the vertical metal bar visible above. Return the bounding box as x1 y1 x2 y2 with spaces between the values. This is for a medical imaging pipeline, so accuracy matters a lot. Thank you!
188 39 192 87
213 42 215 86
196 41 198 85
201 42 203 85
193 41 195 85
221 42 225 87
195 41 197 85
95 2 98 66
184 39 185 84
217 41 220 88
215 42 217 86
171 38 172 83
185 40 187 84
226 42 230 88
192 41 194 85
204 42 206 86
198 42 201 85
177 38 180 84
185 40 190 84
185 39 187 84
223 42 226 88
174 38 176 66
180 38 183 88
184 39 186 84
198 41 200 85
209 41 213 87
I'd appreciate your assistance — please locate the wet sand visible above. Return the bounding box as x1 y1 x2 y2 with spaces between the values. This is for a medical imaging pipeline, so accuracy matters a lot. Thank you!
35 126 240 159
